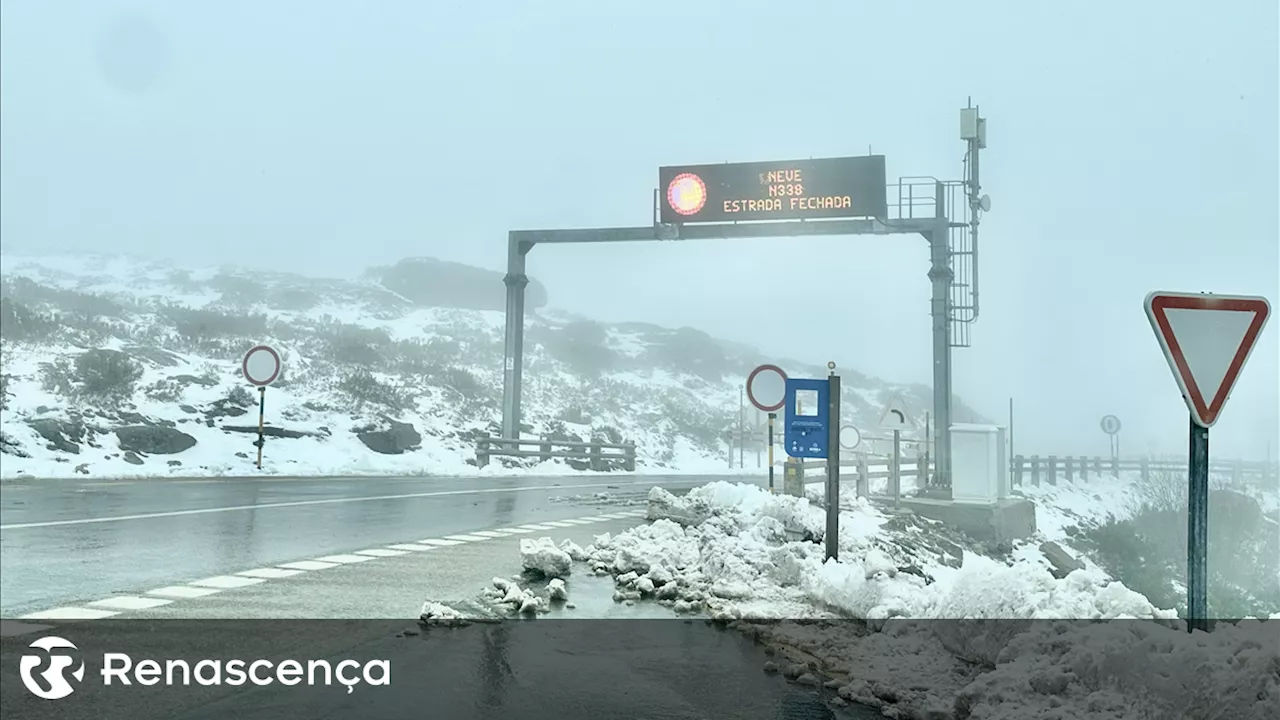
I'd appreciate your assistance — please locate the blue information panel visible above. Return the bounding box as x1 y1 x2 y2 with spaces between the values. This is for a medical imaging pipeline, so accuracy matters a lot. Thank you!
783 377 829 459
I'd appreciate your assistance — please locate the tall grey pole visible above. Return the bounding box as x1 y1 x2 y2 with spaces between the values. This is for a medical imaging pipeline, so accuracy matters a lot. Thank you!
825 371 841 561
500 234 530 445
898 430 905 504
1008 397 1014 477
927 181 954 492
767 413 776 493
739 386 745 469
1187 417 1210 632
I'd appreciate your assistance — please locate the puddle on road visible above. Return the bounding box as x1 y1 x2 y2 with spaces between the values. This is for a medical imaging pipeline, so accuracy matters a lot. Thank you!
554 572 686 619
418 574 879 720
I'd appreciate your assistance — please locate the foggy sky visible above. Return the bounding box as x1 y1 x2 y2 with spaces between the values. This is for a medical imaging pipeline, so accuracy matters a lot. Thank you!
2 0 1277 461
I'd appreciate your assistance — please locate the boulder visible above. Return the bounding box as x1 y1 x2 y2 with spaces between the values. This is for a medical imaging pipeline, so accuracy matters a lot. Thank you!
205 399 249 419
115 425 197 455
357 419 421 455
1 431 31 458
1038 541 1085 579
221 425 320 439
123 451 144 465
27 417 87 454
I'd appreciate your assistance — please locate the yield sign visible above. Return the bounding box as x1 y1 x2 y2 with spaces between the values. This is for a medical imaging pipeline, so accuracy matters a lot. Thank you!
1144 292 1271 428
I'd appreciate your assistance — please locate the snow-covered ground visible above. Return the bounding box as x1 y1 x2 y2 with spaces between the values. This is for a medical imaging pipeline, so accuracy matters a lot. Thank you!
470 479 1279 719
0 252 956 480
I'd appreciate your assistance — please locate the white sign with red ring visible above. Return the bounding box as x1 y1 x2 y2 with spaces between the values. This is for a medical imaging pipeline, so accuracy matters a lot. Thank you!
242 345 282 387
746 364 787 413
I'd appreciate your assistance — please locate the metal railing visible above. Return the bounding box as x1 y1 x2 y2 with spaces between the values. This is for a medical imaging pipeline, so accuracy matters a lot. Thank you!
476 436 636 472
1011 455 1278 487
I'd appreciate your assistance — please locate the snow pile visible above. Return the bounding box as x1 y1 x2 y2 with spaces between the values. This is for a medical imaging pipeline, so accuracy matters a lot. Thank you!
558 539 589 562
590 483 1174 626
547 578 568 601
480 577 546 615
535 481 1280 718
417 601 474 627
520 537 572 578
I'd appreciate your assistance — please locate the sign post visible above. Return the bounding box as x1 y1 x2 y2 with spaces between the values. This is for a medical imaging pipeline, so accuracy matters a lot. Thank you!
1100 414 1122 471
242 345 283 470
878 394 913 508
1144 291 1271 632
825 363 841 563
746 364 787 493
783 366 839 560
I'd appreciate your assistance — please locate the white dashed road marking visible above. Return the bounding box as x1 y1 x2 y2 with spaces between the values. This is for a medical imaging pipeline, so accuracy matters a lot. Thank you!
313 554 375 564
354 548 408 558
147 585 222 599
237 568 304 579
278 560 339 571
17 509 652 622
87 596 174 611
189 575 267 589
21 607 120 621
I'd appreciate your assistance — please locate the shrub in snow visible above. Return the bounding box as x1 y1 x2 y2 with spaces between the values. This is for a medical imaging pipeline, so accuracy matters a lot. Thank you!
74 349 143 400
338 369 410 412
1080 489 1279 619
227 385 254 408
520 537 572 578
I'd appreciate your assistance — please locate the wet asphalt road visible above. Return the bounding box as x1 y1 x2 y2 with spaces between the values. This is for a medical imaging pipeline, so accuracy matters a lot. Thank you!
0 618 876 720
0 473 759 618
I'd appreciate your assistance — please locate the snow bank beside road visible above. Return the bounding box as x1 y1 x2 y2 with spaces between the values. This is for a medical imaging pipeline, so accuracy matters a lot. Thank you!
561 482 1279 719
620 482 1174 623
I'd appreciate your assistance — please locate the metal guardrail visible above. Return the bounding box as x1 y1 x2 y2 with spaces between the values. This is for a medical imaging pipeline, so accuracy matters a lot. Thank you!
1011 455 1278 487
476 436 636 472
770 454 1277 489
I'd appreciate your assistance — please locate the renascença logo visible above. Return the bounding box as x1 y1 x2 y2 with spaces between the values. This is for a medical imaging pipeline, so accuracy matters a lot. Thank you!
19 636 391 700
20 636 86 700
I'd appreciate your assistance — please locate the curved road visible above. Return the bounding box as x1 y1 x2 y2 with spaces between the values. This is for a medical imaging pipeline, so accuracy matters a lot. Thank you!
0 473 758 618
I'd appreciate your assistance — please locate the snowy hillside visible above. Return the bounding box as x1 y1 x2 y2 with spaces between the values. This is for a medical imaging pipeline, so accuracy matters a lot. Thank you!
0 253 986 479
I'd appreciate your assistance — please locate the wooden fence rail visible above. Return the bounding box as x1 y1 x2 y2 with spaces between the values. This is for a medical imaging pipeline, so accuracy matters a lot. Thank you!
476 436 636 471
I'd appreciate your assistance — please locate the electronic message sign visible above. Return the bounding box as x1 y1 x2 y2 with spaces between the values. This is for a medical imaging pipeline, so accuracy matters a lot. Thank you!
658 155 887 225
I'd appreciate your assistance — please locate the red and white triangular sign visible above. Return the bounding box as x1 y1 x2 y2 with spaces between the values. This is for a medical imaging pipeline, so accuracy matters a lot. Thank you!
1144 291 1271 428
